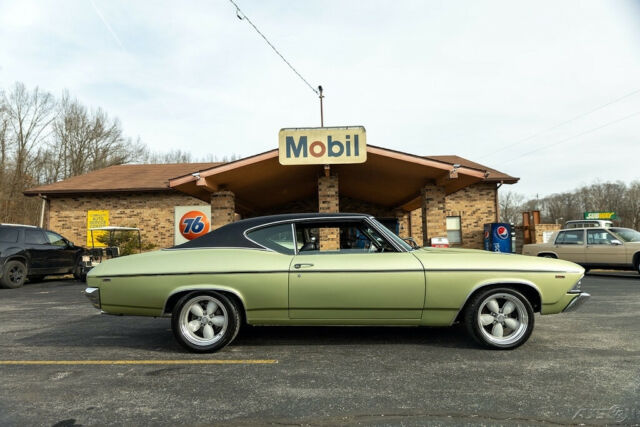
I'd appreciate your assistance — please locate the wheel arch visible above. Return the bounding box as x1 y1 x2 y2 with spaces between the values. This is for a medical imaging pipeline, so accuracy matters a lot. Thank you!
4 255 29 269
453 281 542 324
163 286 247 324
632 251 640 270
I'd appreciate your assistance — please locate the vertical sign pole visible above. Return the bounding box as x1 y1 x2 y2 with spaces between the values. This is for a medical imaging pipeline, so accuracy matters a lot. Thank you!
319 85 329 176
318 85 324 127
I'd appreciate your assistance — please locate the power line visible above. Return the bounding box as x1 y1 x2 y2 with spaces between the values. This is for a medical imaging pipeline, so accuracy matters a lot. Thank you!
478 88 640 160
228 0 319 95
501 110 640 166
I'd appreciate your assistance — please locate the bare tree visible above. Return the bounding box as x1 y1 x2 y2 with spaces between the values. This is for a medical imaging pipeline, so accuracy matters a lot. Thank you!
499 190 524 224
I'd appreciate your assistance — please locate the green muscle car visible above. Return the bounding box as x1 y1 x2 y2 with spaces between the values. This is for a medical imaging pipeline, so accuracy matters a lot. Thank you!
84 213 589 352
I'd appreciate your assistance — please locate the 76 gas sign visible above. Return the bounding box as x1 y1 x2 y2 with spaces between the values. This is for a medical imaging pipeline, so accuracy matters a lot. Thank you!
174 206 212 244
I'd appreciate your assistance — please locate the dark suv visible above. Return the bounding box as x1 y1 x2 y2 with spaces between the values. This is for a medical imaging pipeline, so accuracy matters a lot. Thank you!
0 224 85 288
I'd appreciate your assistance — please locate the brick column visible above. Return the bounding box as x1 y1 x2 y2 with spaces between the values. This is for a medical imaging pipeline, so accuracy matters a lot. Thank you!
318 175 339 250
211 190 235 230
421 184 447 246
410 209 423 246
395 210 410 238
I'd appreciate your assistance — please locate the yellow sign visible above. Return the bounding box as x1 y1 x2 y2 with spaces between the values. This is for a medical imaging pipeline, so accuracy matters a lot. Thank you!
87 210 109 247
278 126 367 165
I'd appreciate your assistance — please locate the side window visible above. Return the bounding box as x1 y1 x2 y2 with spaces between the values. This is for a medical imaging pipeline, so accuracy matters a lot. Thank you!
0 228 19 243
555 230 584 245
24 229 47 245
45 231 67 247
246 224 295 255
587 229 617 245
296 221 396 254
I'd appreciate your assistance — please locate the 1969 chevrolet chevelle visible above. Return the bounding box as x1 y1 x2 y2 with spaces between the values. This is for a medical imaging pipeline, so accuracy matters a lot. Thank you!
85 213 590 352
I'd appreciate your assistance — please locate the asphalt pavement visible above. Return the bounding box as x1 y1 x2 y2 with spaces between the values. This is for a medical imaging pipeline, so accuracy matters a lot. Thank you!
0 273 639 426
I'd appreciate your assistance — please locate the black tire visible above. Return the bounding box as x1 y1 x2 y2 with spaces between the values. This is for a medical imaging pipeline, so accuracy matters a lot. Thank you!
171 291 241 353
0 260 27 289
464 287 535 350
540 254 556 259
28 275 46 283
73 257 84 281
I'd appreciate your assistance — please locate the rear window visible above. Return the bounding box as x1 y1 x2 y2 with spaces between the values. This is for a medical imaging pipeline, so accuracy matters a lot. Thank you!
246 224 295 255
0 228 19 243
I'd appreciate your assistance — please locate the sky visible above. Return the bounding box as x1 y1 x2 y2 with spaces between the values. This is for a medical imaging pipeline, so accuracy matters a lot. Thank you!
1 0 639 197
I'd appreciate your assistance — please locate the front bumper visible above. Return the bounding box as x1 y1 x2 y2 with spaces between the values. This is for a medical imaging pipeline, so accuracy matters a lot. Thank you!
84 287 101 309
563 292 590 313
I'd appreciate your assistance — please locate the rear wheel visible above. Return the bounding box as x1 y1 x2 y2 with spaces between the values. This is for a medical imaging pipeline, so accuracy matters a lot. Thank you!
73 258 84 281
540 254 556 259
171 291 241 353
0 260 27 289
465 288 534 349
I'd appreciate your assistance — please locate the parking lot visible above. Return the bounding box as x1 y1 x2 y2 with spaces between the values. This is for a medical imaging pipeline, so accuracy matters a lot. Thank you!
0 274 639 426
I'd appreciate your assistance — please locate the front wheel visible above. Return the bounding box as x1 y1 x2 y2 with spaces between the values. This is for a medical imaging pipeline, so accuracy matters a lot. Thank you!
171 292 241 353
0 260 27 289
464 288 534 349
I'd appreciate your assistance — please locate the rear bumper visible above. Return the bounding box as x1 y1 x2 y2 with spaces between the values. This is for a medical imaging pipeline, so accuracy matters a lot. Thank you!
563 292 590 313
84 287 101 309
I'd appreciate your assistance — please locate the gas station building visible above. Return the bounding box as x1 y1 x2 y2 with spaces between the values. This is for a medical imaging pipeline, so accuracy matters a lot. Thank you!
25 138 518 249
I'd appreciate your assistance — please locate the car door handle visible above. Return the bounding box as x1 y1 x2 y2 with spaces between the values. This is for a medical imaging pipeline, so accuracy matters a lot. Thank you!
294 263 314 269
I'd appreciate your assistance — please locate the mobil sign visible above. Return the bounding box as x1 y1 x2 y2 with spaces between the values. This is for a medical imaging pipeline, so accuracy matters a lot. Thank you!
278 126 367 165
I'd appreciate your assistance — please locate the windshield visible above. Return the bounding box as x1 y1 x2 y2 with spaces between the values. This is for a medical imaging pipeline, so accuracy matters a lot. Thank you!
368 218 414 251
610 228 640 242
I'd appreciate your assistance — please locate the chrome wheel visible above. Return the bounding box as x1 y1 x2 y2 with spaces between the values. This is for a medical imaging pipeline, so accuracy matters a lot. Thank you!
179 295 229 347
477 292 529 346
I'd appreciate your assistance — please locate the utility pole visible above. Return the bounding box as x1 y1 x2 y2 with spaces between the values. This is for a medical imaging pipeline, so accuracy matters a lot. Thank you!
318 85 324 127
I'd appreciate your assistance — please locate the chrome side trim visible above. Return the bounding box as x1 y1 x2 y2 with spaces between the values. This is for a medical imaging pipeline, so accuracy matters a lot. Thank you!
84 287 100 309
449 280 543 326
562 292 591 313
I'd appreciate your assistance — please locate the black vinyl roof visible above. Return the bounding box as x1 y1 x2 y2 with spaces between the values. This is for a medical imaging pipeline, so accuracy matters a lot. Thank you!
173 213 371 249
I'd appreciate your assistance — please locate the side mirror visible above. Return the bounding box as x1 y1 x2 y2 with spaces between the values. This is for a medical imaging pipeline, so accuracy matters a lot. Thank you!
611 239 622 245
403 237 420 249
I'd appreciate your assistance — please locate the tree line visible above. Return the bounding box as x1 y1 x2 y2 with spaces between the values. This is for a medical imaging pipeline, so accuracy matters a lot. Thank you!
499 181 640 230
0 82 238 225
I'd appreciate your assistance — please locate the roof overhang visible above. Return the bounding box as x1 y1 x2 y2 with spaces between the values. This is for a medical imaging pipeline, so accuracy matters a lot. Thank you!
169 145 504 213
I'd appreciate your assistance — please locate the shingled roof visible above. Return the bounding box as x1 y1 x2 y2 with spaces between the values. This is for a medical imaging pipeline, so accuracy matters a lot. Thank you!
24 163 221 195
425 155 517 182
24 151 517 197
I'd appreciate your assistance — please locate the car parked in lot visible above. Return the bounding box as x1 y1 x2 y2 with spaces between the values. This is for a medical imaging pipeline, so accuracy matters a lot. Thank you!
522 227 640 274
0 224 85 288
85 213 589 352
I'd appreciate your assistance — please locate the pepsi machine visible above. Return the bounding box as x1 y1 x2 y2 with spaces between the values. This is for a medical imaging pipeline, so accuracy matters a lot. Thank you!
483 223 513 253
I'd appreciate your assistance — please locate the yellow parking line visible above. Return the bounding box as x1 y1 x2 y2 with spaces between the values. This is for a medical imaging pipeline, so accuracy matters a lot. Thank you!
0 359 277 365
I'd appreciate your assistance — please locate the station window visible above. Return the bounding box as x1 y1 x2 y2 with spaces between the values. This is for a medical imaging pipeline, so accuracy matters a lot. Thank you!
446 216 462 244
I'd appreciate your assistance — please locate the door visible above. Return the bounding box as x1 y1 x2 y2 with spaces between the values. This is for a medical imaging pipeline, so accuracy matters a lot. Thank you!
23 228 50 272
585 229 628 267
289 220 425 319
553 229 586 263
44 231 76 272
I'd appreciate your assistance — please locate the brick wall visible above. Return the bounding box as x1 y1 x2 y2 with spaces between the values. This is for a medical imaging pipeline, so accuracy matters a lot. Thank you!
318 175 339 250
210 190 235 230
532 223 561 244
47 191 209 249
422 184 447 244
445 182 497 249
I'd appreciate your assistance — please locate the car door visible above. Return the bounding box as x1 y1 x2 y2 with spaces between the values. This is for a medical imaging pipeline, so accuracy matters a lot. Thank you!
23 228 50 272
553 229 586 264
585 229 627 267
288 220 425 320
44 231 76 272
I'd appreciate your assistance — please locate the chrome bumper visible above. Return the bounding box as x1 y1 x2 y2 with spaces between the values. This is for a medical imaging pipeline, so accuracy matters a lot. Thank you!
563 292 590 313
84 287 101 309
